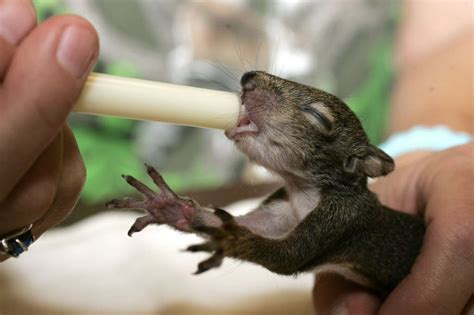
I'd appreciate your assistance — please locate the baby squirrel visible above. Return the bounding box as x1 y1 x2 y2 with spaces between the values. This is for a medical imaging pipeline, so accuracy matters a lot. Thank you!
106 71 426 297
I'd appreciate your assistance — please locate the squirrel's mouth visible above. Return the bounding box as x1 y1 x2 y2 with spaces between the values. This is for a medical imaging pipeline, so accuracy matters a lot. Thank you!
225 104 259 140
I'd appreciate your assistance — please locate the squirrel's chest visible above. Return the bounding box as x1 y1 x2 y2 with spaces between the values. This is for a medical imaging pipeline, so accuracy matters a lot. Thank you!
288 188 321 221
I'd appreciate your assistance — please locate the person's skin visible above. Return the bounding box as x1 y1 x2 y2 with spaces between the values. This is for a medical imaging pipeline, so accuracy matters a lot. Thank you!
312 0 473 314
389 0 473 135
0 0 99 261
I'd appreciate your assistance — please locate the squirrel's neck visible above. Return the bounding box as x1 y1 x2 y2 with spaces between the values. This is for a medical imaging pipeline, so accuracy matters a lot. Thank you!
283 176 322 221
281 171 371 219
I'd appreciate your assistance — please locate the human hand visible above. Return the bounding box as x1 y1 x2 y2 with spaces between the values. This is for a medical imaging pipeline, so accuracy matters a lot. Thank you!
313 143 474 314
0 0 99 260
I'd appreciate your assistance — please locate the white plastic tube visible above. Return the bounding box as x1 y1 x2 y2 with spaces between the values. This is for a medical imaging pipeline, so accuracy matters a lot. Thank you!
73 73 240 130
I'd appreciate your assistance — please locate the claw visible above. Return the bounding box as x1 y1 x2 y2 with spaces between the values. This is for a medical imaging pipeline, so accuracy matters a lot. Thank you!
193 267 208 275
188 209 243 274
193 253 224 275
127 226 137 237
186 242 215 253
128 214 158 236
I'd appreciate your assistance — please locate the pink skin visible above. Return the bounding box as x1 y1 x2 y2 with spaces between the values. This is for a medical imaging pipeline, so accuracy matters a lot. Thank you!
224 82 269 141
105 164 197 235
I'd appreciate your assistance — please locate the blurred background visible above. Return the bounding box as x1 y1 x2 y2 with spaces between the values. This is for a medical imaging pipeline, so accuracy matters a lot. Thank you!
1 0 470 314
34 0 395 212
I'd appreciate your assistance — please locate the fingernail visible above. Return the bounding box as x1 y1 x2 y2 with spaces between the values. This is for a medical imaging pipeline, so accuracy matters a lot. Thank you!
56 26 97 78
0 0 36 44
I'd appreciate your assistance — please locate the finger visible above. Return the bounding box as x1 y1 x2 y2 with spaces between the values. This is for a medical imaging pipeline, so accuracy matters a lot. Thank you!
0 0 37 79
194 252 224 275
122 175 156 199
313 273 380 315
0 132 63 233
214 208 234 225
0 15 98 201
105 197 143 209
128 214 157 237
380 151 474 314
380 215 474 315
32 125 85 237
369 156 427 215
186 242 216 253
145 164 177 197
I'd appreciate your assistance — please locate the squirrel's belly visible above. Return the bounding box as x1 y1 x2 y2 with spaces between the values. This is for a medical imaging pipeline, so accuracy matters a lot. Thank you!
312 263 375 288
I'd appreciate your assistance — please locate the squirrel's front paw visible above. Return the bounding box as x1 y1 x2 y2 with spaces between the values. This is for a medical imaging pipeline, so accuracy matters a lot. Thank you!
186 209 250 274
105 164 197 235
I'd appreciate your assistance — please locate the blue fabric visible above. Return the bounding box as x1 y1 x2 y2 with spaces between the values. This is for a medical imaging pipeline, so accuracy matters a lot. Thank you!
379 125 472 158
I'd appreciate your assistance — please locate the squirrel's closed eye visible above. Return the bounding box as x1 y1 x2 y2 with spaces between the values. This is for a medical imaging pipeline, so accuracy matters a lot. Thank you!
243 81 256 92
302 102 334 133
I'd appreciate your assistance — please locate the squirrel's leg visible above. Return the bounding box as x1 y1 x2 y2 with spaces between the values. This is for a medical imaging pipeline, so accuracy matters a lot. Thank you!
187 208 334 275
106 165 297 239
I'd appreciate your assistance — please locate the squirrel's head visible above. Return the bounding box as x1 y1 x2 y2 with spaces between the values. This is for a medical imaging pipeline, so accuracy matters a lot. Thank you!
225 71 394 187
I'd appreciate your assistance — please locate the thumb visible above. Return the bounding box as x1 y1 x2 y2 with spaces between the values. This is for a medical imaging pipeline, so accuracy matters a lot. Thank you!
313 273 381 315
0 15 98 199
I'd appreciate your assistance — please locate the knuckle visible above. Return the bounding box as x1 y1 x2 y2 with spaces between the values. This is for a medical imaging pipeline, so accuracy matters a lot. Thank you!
426 145 474 183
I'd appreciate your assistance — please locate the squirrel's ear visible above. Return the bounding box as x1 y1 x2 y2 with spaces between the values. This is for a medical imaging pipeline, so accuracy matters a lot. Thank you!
360 145 394 177
344 145 394 177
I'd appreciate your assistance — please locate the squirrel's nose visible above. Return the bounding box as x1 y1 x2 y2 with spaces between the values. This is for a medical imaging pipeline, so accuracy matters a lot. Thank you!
240 71 258 87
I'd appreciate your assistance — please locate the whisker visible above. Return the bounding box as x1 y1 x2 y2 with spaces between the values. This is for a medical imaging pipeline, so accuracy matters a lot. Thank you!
231 31 255 73
271 36 281 75
231 35 248 73
255 39 263 71
202 60 240 84
195 72 239 93
278 53 287 77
